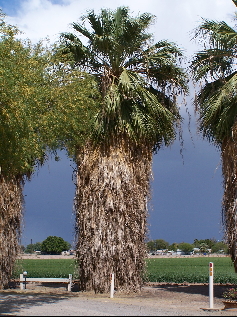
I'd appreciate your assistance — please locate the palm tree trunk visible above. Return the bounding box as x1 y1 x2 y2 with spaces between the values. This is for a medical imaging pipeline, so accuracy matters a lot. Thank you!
222 121 237 271
74 141 152 293
0 175 24 289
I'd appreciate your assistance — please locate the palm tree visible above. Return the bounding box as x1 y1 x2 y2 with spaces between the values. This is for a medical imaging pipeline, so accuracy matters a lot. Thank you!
190 0 237 270
60 6 188 293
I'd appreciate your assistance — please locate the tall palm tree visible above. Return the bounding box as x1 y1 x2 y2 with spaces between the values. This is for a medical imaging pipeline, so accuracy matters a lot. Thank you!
190 0 237 270
60 6 188 293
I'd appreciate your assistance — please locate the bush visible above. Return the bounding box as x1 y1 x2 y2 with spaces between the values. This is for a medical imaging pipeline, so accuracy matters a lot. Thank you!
178 242 194 254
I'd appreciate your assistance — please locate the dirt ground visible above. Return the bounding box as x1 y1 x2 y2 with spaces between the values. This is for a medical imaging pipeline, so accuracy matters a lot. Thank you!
1 254 235 316
19 253 230 260
1 281 237 316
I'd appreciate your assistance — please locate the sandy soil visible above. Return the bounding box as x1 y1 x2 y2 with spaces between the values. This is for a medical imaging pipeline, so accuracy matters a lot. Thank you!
19 254 76 260
19 253 229 260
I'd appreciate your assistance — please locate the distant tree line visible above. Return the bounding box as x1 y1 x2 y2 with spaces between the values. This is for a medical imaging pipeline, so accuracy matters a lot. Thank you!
23 236 71 255
146 238 229 254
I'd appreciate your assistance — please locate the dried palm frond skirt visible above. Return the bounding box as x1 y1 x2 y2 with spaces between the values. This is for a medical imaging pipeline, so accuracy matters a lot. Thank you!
222 124 237 271
74 142 153 293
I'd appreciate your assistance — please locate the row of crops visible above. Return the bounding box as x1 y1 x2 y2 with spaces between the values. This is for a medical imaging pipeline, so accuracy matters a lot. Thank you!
145 257 237 284
12 259 80 279
12 257 237 284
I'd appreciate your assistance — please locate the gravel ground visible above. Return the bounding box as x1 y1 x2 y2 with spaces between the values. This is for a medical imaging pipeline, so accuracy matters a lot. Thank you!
1 283 237 316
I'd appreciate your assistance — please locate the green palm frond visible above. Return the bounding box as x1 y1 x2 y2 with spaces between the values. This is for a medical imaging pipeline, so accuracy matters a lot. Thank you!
197 72 237 143
194 19 237 49
93 68 178 147
59 6 187 148
191 19 237 81
191 49 233 80
86 11 104 37
59 32 90 66
71 22 93 40
191 16 237 143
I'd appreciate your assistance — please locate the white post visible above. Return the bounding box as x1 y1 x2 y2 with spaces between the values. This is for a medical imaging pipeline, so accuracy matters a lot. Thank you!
110 273 114 298
209 262 214 309
68 274 72 291
20 274 24 290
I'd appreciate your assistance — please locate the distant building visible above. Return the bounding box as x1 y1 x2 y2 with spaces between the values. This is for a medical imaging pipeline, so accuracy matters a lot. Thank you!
61 251 70 256
175 249 185 256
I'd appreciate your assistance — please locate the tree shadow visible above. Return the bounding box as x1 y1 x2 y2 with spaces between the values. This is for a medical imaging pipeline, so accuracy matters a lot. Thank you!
146 283 236 299
8 280 80 292
0 291 72 316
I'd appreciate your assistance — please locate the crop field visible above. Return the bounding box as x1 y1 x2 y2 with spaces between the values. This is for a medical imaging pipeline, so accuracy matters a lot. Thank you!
12 259 79 279
12 257 237 284
145 257 237 284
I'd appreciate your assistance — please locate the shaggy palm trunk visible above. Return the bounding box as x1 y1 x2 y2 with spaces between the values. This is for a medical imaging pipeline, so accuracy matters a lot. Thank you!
74 141 152 293
0 175 23 289
222 121 237 271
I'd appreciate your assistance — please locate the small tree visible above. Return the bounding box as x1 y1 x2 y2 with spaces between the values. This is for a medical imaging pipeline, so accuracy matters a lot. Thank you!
193 239 216 249
41 236 70 255
146 241 156 253
212 241 229 254
168 243 178 252
178 242 194 254
24 242 42 254
153 239 169 250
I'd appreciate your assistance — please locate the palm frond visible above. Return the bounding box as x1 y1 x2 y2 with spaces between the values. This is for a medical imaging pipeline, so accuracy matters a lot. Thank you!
191 49 233 80
93 69 178 147
196 72 237 143
194 19 237 50
72 22 93 40
191 19 237 81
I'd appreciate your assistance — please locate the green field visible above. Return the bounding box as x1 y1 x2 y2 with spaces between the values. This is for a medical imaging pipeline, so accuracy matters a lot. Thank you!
12 257 237 284
12 259 79 279
145 257 237 284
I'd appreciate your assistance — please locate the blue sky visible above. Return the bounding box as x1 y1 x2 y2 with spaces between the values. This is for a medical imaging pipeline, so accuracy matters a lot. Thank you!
0 0 235 247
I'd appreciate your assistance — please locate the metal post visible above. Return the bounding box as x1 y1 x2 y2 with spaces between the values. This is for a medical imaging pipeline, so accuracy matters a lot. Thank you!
209 262 214 309
110 273 114 298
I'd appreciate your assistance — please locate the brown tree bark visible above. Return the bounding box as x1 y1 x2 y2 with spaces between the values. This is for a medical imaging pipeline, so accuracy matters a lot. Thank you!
74 141 152 293
222 122 237 271
0 175 23 289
